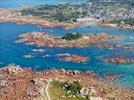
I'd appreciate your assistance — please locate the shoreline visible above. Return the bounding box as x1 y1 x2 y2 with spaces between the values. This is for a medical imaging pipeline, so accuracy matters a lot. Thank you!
0 9 82 29
0 2 134 100
1 9 133 30
97 21 134 30
0 64 134 100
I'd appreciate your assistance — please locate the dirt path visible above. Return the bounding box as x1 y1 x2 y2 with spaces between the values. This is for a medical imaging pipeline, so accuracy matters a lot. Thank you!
45 79 51 100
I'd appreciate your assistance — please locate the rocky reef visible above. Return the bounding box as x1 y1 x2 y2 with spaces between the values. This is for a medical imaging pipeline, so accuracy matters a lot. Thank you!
97 42 134 50
104 73 120 82
56 53 88 63
103 54 134 64
17 32 117 48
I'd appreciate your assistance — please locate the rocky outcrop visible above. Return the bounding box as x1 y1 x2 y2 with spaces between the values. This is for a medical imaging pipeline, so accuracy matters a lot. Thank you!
103 55 134 64
17 32 118 48
104 73 120 82
56 53 88 63
97 42 134 50
98 22 134 30
0 65 134 100
97 43 120 50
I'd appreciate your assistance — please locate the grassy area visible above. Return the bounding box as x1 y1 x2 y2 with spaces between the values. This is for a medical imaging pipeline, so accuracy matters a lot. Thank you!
48 80 90 100
19 5 79 23
108 18 134 26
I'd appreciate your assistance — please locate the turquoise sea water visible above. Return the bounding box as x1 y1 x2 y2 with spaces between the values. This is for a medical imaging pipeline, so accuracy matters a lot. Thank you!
0 22 134 88
0 0 134 88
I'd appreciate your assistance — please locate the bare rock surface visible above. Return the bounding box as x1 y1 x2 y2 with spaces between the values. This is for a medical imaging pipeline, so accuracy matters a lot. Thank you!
0 65 134 100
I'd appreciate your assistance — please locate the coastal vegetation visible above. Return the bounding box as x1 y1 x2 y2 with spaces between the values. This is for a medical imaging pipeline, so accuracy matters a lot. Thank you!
53 12 79 22
61 32 82 40
49 80 90 100
108 18 134 26
19 5 80 23
16 0 133 25
1 1 134 29
17 32 117 48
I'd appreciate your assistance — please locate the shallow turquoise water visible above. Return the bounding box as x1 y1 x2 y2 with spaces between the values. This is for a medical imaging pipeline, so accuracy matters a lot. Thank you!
0 22 134 88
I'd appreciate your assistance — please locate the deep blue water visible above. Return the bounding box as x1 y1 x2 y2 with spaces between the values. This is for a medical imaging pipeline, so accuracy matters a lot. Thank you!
0 0 85 9
0 22 134 88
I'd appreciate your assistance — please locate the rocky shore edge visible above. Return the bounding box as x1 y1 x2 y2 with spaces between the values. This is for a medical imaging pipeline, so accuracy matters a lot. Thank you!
0 9 82 29
103 54 134 64
97 42 134 50
97 22 134 30
0 64 134 100
103 57 134 64
1 9 133 30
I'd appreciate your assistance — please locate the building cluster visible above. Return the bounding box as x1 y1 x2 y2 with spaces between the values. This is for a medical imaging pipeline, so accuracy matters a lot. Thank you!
65 2 134 20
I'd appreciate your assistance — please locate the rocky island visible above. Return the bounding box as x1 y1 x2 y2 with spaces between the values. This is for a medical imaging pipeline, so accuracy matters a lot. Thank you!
17 32 117 48
103 54 134 64
56 53 88 63
97 42 134 50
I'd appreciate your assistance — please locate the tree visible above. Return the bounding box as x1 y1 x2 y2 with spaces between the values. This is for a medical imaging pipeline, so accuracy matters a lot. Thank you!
62 32 82 40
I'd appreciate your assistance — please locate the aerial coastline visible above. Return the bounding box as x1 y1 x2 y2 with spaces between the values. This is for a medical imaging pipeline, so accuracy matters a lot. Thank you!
0 0 134 100
0 9 92 29
0 8 134 30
